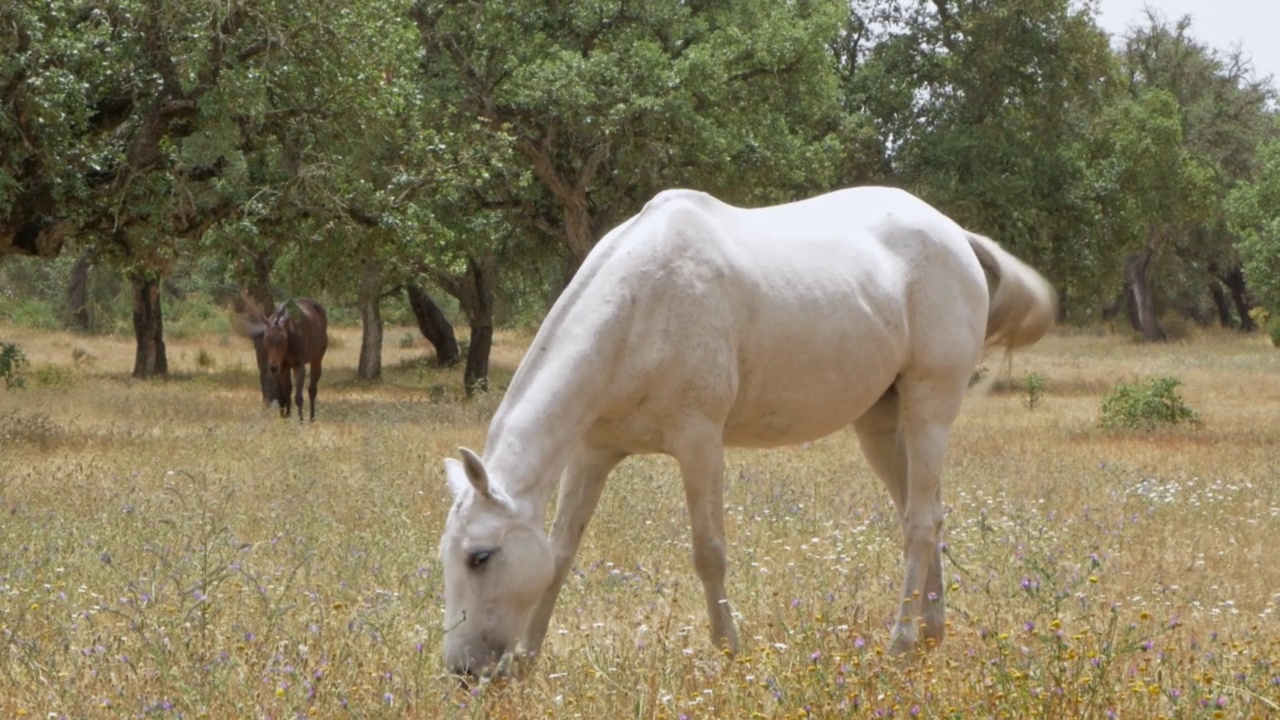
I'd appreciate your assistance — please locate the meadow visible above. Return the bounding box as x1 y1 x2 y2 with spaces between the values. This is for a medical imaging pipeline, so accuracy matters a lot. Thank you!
1 322 1277 718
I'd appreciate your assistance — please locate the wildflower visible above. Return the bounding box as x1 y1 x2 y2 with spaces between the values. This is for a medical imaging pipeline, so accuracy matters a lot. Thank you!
810 650 821 662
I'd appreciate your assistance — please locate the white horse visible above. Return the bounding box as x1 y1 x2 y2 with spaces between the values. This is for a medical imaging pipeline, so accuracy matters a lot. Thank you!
438 186 1056 677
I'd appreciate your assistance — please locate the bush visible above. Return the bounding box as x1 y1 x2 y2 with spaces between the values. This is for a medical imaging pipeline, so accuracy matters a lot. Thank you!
33 364 76 389
1100 376 1200 431
1023 371 1046 410
1 342 28 389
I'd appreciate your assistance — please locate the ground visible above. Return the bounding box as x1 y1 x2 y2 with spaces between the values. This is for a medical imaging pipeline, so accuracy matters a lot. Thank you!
1 323 1277 718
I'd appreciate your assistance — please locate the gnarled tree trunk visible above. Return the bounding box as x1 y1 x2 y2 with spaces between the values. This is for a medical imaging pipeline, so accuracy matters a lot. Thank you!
1208 280 1233 328
130 273 168 378
234 250 276 403
1218 267 1256 332
406 283 459 367
432 253 497 397
356 261 384 382
1124 247 1166 342
67 248 93 331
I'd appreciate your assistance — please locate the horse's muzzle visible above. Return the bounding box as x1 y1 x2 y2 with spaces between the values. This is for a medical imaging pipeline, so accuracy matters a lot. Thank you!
447 646 514 682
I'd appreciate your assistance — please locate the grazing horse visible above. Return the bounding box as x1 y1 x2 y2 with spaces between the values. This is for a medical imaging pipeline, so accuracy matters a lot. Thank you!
237 297 329 422
437 187 1056 677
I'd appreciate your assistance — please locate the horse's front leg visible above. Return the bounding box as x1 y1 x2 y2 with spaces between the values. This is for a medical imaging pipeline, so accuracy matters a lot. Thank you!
523 446 625 658
277 372 293 418
672 421 738 653
293 365 306 423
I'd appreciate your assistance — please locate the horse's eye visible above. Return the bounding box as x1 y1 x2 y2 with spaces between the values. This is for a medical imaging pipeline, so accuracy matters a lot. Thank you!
466 549 493 570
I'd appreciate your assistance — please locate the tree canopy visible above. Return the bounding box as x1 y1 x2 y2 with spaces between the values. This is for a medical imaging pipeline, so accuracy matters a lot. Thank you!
3 0 1279 381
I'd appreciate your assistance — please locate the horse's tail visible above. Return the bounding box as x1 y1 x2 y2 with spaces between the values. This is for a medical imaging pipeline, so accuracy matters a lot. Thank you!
965 232 1057 351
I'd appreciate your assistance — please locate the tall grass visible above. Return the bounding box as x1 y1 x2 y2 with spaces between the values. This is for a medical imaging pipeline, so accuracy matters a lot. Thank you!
1 324 1278 718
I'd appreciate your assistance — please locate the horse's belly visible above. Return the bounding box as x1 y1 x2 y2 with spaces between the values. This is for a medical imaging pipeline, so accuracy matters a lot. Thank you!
722 376 892 448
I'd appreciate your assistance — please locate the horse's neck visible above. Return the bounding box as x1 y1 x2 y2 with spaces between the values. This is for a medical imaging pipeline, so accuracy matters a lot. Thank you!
482 365 603 524
482 314 621 524
481 231 636 523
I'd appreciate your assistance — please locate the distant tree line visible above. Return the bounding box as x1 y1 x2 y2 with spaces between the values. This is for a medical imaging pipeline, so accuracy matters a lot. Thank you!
3 0 1278 389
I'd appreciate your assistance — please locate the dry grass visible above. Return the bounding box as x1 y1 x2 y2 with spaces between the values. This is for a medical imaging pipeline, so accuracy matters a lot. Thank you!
1 323 1278 718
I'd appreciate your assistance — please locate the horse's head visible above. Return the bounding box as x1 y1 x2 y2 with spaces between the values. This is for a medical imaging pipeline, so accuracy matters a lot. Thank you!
262 305 291 375
232 294 290 375
439 448 554 678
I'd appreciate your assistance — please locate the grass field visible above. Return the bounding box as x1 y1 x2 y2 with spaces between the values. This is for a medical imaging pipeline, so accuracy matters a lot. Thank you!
1 323 1278 718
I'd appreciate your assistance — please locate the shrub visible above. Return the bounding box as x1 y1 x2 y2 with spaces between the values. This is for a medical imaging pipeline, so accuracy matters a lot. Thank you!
1 342 28 389
1023 371 1046 410
33 363 76 389
1100 376 1200 431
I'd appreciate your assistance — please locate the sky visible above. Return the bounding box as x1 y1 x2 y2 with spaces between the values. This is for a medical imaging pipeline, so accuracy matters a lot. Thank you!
1091 0 1280 86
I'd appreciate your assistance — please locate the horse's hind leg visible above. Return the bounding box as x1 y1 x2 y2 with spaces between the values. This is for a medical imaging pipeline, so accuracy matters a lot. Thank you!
671 420 738 653
308 360 322 421
880 374 967 654
523 445 625 658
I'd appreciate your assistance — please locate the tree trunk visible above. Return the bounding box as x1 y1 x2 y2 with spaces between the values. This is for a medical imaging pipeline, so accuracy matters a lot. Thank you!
235 251 276 403
406 283 460 367
67 247 92 331
431 254 497 397
356 261 384 382
130 273 168 378
1208 280 1234 328
1124 247 1166 342
1218 267 1257 332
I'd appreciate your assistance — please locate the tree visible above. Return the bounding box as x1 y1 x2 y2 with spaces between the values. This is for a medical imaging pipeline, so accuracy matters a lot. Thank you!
1109 11 1275 337
410 0 847 278
1226 138 1280 338
849 0 1117 310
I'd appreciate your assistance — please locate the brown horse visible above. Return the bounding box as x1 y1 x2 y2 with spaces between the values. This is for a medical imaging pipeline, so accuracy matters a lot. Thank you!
236 297 329 422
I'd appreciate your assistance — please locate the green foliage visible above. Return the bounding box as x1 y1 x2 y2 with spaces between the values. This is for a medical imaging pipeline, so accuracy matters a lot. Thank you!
1227 140 1280 324
1023 371 1047 410
0 342 28 389
1262 312 1280 348
32 362 75 389
1100 377 1200 431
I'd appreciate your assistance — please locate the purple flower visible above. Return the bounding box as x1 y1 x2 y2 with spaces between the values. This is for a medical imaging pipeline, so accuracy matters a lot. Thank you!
810 650 822 662
854 636 865 649
1023 621 1035 632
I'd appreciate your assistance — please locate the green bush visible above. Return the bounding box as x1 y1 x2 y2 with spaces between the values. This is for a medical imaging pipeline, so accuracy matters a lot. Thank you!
1100 376 1200 431
1 342 28 389
33 363 76 389
1023 371 1047 410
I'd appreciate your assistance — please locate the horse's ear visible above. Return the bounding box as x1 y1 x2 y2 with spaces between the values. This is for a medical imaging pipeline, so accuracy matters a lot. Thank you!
444 458 470 499
445 447 492 499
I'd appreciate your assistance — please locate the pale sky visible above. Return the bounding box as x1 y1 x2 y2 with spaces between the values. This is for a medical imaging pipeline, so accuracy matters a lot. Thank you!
1091 0 1280 87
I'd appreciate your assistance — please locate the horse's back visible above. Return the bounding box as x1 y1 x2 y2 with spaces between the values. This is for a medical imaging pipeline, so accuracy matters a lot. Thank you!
293 298 329 362
570 187 990 450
